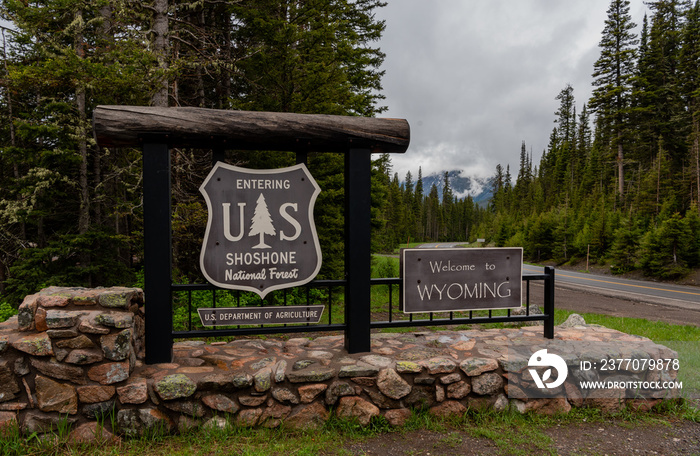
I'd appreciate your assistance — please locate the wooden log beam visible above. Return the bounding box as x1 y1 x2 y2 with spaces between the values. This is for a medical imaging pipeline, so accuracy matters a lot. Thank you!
93 105 410 154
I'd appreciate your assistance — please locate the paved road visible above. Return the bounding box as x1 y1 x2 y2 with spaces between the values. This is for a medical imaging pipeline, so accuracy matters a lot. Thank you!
523 264 700 310
416 242 464 249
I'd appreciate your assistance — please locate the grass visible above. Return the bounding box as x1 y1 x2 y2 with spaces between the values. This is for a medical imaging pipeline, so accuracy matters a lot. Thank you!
3 404 696 456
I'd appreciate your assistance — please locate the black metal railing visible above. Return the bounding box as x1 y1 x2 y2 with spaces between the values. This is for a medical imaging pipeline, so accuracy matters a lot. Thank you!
169 266 555 341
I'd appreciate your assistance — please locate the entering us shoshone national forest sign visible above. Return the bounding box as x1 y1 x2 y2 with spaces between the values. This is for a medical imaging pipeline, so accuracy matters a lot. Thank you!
199 163 322 298
401 247 522 313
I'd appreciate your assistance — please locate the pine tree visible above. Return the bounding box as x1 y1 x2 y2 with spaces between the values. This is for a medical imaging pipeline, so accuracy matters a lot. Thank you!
680 1 700 210
589 0 638 200
249 194 276 249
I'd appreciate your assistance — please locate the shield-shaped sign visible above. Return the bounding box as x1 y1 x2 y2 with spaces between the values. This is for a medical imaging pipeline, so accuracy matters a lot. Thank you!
199 162 322 298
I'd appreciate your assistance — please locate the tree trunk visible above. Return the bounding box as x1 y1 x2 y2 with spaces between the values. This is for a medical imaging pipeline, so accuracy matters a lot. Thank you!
75 10 89 236
617 131 624 201
152 0 169 107
93 106 410 154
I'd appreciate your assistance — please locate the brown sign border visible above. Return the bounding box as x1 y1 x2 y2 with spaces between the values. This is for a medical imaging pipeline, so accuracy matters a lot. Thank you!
401 247 523 313
198 163 322 298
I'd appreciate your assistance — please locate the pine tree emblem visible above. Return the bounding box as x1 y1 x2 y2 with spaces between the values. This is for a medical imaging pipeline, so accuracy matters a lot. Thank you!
249 193 276 249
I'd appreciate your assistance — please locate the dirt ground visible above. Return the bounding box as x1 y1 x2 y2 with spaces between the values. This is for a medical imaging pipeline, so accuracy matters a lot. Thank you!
342 419 700 455
342 276 700 456
534 283 700 327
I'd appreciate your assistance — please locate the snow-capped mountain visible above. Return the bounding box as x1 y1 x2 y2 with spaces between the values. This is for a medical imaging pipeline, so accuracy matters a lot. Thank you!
418 170 493 207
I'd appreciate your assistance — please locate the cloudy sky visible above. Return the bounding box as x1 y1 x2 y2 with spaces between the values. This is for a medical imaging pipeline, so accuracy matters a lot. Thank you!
375 0 649 182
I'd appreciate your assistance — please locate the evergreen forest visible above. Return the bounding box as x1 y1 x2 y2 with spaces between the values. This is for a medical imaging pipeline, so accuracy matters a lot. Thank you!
373 0 700 282
0 0 699 310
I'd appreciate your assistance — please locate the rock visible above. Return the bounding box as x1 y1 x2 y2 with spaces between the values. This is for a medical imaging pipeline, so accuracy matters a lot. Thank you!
96 312 134 329
232 373 255 388
396 361 422 374
64 349 104 365
429 400 467 419
293 360 315 370
12 332 53 357
0 411 17 435
0 361 20 402
17 296 38 331
46 329 79 339
202 394 240 413
239 395 267 407
154 374 197 400
272 387 299 405
512 397 572 415
69 289 101 306
440 373 462 385
498 355 529 373
202 416 227 431
163 400 206 417
383 408 412 427
35 308 48 332
76 385 115 403
45 310 79 329
273 360 287 383
287 367 335 383
68 422 120 445
98 288 141 310
404 386 436 410
339 364 380 378
82 399 116 419
37 287 71 307
425 357 457 374
360 355 393 368
78 318 110 335
298 384 327 403
559 313 586 328
435 385 445 402
377 368 411 400
351 377 376 387
335 396 380 426
23 410 78 434
117 379 148 404
35 376 78 415
325 381 356 405
284 402 328 430
31 358 85 384
87 361 130 385
446 381 471 399
414 376 436 385
55 335 95 349
460 358 499 376
117 408 173 438
254 367 272 393
494 394 509 412
472 372 504 396
196 373 249 391
101 329 132 361
363 388 401 409
259 402 292 428
235 408 263 427
14 357 30 376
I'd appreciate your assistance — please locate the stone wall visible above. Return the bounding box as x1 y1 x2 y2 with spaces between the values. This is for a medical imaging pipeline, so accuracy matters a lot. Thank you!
0 287 681 443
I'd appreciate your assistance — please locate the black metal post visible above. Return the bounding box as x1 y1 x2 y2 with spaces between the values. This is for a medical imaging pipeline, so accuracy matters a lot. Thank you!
543 266 555 339
344 148 372 353
212 148 226 166
143 141 173 364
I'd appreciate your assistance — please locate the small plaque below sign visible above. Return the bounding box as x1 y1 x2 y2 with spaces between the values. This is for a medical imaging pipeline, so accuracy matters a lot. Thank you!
401 247 522 313
197 305 325 326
